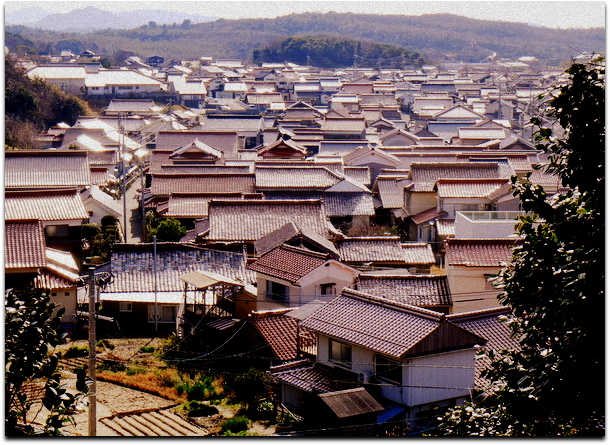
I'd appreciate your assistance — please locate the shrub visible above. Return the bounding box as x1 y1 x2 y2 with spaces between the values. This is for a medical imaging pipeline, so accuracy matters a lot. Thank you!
222 416 250 433
96 339 115 350
97 360 127 373
101 214 118 228
126 367 148 376
139 346 155 353
64 345 88 358
186 401 219 417
154 368 181 388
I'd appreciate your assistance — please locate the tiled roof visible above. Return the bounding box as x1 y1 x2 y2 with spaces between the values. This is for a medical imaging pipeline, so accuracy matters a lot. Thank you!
449 307 520 390
445 239 516 267
158 165 251 175
528 168 563 190
301 289 478 358
343 167 371 186
271 361 354 393
5 190 89 221
5 150 91 188
318 388 385 418
164 193 243 218
356 275 452 306
409 162 503 192
338 237 406 263
375 177 409 209
435 179 509 198
436 218 455 237
100 244 254 293
402 243 436 264
150 173 255 196
33 270 76 289
323 192 375 217
169 138 222 160
255 166 342 190
250 311 298 361
257 138 307 156
248 244 329 283
321 118 366 133
5 221 46 269
253 222 339 257
207 199 330 242
154 131 241 161
411 207 447 225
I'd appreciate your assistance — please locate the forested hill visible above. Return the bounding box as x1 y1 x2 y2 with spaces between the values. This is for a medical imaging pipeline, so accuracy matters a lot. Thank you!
6 11 605 66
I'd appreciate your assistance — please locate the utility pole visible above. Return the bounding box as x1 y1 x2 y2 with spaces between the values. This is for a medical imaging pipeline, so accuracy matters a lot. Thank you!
87 267 97 437
153 235 158 332
119 112 127 243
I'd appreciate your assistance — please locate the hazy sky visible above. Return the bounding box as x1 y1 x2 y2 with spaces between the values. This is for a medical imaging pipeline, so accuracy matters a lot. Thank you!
4 1 606 29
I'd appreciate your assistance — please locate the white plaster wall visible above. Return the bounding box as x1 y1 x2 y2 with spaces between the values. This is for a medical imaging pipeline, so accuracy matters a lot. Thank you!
446 265 502 313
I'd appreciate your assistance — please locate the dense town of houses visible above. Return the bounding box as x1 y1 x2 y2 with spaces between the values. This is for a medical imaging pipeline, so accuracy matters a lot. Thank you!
6 48 592 432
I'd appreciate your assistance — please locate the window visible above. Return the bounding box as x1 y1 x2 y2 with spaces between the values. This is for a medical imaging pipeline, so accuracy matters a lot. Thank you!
64 292 70 297
119 302 132 312
329 339 352 367
266 280 289 302
375 355 402 383
45 225 70 238
148 305 175 322
320 283 336 298
118 85 133 90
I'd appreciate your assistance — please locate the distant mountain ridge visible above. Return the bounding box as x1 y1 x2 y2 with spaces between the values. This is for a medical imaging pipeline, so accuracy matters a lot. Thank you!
5 6 217 31
5 11 605 66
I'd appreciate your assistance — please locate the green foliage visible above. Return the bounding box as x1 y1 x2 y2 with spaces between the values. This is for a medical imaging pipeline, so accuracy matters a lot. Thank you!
139 346 155 353
231 368 270 413
96 339 115 350
437 58 605 436
253 35 424 68
126 367 148 376
176 375 217 401
63 345 89 358
97 360 127 373
5 58 93 148
83 215 122 262
221 416 250 433
185 401 219 417
148 218 187 242
5 288 90 436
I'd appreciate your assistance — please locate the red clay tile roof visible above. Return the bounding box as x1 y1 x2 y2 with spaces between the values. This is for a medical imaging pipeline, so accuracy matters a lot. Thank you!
5 190 89 221
250 311 298 361
5 221 46 269
445 238 516 267
411 207 447 225
248 244 329 283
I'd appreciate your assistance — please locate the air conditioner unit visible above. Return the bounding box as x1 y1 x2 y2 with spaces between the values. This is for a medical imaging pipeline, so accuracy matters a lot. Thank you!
357 372 371 384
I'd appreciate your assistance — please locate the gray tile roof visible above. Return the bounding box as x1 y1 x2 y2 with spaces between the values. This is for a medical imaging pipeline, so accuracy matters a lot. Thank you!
253 222 339 257
5 190 89 221
150 173 255 196
207 199 330 242
338 237 406 263
402 243 436 264
375 177 409 209
300 289 449 358
323 192 375 217
255 166 342 190
409 162 504 192
343 167 371 186
271 361 356 393
356 274 452 306
100 244 255 293
164 193 244 218
435 179 509 199
5 150 91 189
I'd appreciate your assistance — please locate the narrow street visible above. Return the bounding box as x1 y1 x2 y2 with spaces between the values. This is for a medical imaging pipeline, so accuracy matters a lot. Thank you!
123 174 145 244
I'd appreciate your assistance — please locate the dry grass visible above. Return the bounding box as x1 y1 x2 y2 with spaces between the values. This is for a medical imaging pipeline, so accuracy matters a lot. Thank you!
97 369 185 402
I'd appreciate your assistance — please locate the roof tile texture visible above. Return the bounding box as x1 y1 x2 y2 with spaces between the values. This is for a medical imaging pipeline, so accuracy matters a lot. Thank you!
248 245 328 283
5 190 89 221
445 238 515 267
5 221 46 269
357 275 451 306
5 151 91 188
251 313 298 360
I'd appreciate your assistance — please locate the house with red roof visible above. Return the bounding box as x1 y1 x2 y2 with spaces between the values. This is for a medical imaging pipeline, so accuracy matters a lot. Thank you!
247 244 360 311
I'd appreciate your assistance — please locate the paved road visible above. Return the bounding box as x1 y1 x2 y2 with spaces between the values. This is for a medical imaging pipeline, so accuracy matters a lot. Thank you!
123 174 145 244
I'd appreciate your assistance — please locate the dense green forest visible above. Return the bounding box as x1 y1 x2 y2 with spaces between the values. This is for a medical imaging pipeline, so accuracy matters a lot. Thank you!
4 59 93 149
253 36 425 68
6 12 605 67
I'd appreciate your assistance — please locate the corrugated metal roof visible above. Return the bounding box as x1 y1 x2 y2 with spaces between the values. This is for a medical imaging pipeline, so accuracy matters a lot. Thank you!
318 388 384 418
